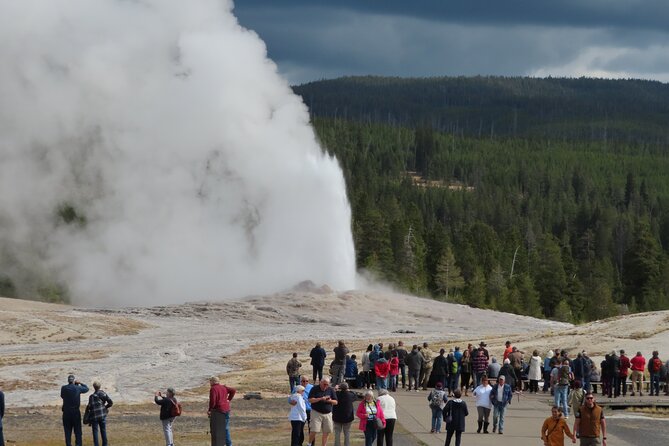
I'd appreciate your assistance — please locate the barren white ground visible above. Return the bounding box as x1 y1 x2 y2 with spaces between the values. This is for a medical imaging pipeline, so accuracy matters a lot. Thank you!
0 290 667 408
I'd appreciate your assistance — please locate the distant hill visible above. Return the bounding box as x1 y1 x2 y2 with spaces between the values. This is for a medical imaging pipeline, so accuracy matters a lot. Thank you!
294 76 669 145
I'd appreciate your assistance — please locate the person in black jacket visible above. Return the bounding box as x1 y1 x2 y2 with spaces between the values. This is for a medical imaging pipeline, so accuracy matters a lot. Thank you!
0 387 4 446
432 349 448 392
61 374 89 446
310 343 327 382
443 389 468 446
332 382 355 446
155 388 178 446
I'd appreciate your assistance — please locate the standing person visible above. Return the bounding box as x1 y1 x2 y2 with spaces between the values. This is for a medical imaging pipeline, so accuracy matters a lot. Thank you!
395 341 408 389
543 350 555 393
573 393 607 446
0 386 4 446
427 382 448 433
61 374 89 446
420 343 434 390
617 350 630 397
508 347 524 392
345 355 359 387
581 351 593 393
490 375 512 434
155 388 178 446
332 382 355 446
629 351 646 396
541 406 575 446
332 341 350 385
300 377 314 435
310 343 327 383
453 346 463 392
503 341 513 362
287 352 303 393
388 352 399 392
362 345 373 390
459 349 472 396
88 381 113 446
208 376 236 446
289 385 307 446
374 357 390 390
606 351 620 398
648 350 662 396
356 391 385 446
552 359 572 418
472 346 489 390
443 389 468 446
432 349 448 393
473 375 492 434
528 350 543 393
568 381 585 415
369 344 382 389
487 357 501 380
499 359 516 390
377 388 396 446
308 378 338 446
405 345 424 392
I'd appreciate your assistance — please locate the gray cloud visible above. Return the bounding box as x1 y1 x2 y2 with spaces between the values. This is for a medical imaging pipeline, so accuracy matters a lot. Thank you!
233 1 669 84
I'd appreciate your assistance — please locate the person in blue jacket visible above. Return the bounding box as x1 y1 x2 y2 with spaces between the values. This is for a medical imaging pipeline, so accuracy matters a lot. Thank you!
61 374 89 446
489 374 512 434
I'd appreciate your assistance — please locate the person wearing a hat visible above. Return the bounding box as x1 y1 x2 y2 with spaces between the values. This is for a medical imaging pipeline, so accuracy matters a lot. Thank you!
61 374 89 446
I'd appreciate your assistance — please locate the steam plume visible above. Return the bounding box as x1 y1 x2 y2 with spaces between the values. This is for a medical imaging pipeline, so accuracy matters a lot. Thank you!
0 0 356 306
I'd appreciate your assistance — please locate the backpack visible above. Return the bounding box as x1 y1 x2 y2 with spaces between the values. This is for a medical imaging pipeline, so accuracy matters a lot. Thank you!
651 357 662 373
559 365 571 386
429 390 444 408
170 398 182 417
451 360 458 375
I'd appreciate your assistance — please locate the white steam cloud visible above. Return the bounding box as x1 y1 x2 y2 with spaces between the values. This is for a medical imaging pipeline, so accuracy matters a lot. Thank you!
0 0 356 306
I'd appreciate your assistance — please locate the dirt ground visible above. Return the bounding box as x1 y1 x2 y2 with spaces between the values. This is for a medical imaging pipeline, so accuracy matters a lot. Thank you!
1 290 668 445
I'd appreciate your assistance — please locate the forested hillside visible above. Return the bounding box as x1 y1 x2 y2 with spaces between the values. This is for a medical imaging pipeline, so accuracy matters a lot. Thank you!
296 76 669 322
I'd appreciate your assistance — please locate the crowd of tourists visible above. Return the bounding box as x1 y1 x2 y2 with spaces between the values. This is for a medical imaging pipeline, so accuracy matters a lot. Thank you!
286 339 666 446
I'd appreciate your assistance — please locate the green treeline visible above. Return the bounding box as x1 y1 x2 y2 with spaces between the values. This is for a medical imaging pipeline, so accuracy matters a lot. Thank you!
300 76 669 322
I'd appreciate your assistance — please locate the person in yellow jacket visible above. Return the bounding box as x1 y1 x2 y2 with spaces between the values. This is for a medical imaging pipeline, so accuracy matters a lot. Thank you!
541 406 576 446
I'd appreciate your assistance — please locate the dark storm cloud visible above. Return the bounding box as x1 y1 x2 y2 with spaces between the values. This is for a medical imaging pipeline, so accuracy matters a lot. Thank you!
235 0 669 31
233 0 669 84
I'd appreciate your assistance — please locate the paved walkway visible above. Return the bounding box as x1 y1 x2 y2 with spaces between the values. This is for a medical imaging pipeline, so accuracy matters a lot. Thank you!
393 389 634 446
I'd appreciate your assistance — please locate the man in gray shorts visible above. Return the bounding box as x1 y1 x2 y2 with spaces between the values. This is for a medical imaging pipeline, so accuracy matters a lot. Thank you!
307 378 338 446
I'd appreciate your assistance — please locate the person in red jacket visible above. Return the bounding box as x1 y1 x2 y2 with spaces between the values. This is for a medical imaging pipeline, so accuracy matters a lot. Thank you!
388 353 400 392
356 391 386 446
629 352 646 396
208 376 236 446
375 358 391 390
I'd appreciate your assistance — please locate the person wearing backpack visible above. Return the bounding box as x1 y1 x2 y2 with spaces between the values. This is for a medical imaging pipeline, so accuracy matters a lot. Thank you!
155 387 179 446
648 351 662 397
88 381 113 446
552 360 572 418
427 382 448 433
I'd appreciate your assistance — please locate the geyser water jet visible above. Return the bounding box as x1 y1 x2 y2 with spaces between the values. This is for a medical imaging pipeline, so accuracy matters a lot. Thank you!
0 0 356 306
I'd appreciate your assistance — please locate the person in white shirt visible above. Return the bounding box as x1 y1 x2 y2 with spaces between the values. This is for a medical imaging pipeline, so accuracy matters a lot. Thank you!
377 389 396 446
473 375 493 433
289 386 307 446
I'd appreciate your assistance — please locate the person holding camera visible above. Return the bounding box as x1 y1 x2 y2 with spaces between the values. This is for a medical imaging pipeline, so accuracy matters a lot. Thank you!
61 374 89 446
155 388 178 446
307 378 338 446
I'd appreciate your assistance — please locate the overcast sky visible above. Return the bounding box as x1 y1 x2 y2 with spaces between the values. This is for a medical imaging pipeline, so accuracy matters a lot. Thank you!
233 0 669 85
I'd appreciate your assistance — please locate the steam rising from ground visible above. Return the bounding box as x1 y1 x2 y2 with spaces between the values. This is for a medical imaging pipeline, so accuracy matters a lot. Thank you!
0 0 356 306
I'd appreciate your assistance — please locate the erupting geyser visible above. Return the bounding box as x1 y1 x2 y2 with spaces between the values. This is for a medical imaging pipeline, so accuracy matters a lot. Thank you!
0 0 356 306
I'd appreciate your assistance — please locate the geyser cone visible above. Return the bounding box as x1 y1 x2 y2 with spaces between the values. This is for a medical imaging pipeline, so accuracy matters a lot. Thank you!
0 0 356 306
